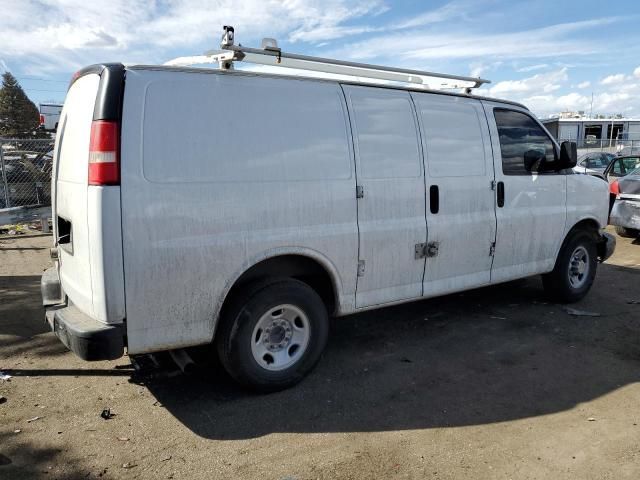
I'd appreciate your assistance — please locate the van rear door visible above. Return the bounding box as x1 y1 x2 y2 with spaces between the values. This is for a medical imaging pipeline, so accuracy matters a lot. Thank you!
53 66 126 324
54 74 100 317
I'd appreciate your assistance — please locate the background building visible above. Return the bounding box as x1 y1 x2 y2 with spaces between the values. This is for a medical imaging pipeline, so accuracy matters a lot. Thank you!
542 114 640 151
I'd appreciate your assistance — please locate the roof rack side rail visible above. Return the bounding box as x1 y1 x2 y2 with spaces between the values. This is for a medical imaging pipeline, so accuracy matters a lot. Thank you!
165 26 491 90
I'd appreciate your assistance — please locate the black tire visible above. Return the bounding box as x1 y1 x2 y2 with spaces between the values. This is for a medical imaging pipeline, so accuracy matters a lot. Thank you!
615 226 639 238
215 278 329 392
542 229 598 303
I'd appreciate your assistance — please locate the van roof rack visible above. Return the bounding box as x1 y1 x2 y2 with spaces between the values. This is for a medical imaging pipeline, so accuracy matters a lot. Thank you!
165 25 490 91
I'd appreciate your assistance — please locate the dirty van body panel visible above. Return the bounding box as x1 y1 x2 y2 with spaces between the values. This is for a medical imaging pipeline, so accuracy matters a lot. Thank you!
481 101 567 282
411 92 496 297
342 85 427 308
53 66 126 328
565 173 609 234
120 69 358 354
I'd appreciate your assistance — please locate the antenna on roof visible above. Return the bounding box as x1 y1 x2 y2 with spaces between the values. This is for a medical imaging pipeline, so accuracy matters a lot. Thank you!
164 26 491 91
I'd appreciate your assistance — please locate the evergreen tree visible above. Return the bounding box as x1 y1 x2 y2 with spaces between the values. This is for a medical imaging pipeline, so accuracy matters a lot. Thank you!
0 71 42 137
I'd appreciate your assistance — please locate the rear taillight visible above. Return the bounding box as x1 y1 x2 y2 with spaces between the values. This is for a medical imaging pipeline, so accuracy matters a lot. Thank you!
39 114 45 125
88 120 120 185
610 180 619 196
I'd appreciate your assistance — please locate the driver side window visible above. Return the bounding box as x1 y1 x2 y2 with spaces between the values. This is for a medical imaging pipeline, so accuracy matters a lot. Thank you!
494 108 556 175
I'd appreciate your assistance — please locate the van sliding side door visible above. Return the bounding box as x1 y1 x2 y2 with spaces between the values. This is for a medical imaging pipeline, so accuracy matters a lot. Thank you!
342 85 427 308
411 93 496 296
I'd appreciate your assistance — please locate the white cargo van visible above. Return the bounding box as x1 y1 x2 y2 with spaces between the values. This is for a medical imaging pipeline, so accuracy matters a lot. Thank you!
39 103 63 131
42 34 615 391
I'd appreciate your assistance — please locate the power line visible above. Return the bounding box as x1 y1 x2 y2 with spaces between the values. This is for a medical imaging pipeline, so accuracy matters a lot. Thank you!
23 88 66 93
17 76 68 83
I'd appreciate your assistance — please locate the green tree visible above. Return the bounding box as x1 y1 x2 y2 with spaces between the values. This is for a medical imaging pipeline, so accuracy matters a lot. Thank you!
0 71 43 137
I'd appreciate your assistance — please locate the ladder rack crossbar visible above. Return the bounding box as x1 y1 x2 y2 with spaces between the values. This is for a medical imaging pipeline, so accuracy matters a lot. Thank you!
222 45 489 88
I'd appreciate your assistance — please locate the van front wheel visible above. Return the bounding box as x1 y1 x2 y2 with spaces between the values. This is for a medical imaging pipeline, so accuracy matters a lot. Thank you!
542 230 597 303
216 278 329 392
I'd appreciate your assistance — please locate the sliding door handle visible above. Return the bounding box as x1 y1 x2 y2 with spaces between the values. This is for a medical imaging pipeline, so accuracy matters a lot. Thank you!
497 181 505 208
429 185 439 214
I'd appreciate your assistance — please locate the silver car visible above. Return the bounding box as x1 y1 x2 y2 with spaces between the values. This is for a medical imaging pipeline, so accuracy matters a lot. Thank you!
610 162 640 238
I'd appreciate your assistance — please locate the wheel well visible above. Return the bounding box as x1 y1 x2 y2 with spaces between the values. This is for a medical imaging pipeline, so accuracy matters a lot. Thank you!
223 255 337 315
564 218 605 259
568 218 600 237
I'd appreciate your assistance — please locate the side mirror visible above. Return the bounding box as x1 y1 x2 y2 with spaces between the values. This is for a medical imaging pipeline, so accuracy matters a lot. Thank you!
559 141 577 169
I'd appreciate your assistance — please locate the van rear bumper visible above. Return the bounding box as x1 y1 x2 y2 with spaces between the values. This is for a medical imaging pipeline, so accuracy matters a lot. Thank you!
41 268 125 361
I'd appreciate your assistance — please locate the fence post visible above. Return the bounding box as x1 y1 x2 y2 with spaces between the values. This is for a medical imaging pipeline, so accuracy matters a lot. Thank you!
0 140 10 209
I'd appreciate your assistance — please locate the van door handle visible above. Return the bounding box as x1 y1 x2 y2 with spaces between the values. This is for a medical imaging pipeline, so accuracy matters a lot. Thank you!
429 185 439 214
496 181 505 208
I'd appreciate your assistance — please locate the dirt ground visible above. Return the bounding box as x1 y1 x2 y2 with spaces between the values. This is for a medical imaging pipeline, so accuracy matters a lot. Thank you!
1 229 639 480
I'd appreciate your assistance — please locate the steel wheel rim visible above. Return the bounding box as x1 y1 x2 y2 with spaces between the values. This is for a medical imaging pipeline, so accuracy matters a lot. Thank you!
568 245 589 289
250 304 311 371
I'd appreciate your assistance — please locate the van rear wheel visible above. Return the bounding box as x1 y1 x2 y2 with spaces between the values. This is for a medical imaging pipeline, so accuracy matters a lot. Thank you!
216 278 329 392
542 230 597 303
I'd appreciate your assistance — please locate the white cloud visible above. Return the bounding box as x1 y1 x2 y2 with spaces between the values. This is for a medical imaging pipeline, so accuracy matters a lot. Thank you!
516 64 548 73
634 66 640 78
392 0 470 29
487 68 568 97
0 0 384 73
287 1 386 42
330 17 621 62
479 64 640 118
601 73 626 85
555 92 590 110
468 61 503 79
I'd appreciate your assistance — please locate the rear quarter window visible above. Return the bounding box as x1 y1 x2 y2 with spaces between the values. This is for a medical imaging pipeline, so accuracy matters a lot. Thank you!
142 73 351 183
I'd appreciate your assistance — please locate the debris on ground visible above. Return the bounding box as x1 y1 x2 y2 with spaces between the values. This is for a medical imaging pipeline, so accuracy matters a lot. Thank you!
0 371 12 381
490 315 507 320
117 437 130 442
13 429 21 433
0 395 6 404
564 307 601 317
26 416 42 423
627 300 640 305
100 408 115 420
122 462 137 469
588 417 596 421
161 454 172 462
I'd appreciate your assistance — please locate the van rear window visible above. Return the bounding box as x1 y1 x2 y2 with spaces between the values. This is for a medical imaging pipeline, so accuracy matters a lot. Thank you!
142 74 351 183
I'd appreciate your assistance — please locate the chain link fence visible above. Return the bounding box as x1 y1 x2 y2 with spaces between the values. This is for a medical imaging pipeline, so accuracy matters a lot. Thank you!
0 138 55 209
559 138 640 157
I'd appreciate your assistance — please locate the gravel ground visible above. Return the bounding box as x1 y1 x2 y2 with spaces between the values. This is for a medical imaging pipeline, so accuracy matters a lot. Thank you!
1 229 639 480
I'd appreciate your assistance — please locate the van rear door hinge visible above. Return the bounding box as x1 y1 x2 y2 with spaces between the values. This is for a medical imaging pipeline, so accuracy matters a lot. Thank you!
356 185 364 199
489 242 496 256
490 180 497 190
357 260 366 277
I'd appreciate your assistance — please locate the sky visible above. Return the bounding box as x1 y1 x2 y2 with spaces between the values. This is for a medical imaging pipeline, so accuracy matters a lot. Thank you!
1 0 640 118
